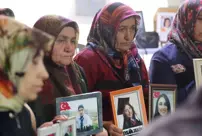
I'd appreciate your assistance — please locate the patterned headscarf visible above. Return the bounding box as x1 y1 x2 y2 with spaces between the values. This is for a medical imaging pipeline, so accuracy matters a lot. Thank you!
0 16 54 113
87 2 141 82
168 0 202 59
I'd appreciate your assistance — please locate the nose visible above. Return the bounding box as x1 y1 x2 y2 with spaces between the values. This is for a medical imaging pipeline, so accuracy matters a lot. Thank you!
124 29 131 41
64 40 72 50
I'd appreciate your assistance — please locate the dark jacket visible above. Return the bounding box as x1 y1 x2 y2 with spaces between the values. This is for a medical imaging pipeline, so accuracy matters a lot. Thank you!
149 42 195 104
0 106 35 136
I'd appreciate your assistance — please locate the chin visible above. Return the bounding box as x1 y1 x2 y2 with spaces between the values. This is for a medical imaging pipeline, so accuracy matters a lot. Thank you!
27 95 38 102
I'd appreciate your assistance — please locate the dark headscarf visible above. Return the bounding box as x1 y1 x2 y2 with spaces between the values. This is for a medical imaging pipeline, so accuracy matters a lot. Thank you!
0 8 15 17
87 2 142 84
168 0 202 59
31 15 87 126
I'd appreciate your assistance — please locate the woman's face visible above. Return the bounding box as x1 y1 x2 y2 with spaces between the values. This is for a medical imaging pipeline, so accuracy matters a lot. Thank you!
123 104 133 118
18 50 49 101
194 12 202 42
52 26 77 65
158 97 168 116
115 17 136 53
165 19 171 28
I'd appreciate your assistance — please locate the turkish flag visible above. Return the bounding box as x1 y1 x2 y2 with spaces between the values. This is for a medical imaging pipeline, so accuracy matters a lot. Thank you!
153 92 160 98
60 102 71 111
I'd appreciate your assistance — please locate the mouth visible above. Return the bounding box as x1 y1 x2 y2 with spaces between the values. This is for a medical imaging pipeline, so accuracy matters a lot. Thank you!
33 85 43 92
160 108 167 114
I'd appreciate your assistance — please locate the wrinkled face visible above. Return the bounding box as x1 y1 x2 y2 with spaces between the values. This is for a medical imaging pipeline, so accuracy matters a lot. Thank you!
115 17 136 53
194 12 202 42
18 50 49 101
123 104 133 118
158 97 168 116
52 27 76 65
78 108 84 116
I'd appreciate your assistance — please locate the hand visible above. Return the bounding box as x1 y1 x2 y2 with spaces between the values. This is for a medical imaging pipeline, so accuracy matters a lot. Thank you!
39 121 53 128
39 115 68 128
104 122 123 136
95 128 108 136
51 115 68 123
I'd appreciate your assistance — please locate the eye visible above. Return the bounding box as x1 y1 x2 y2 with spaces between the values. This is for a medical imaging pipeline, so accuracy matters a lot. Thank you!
71 40 76 44
56 39 66 44
118 28 125 32
197 17 202 20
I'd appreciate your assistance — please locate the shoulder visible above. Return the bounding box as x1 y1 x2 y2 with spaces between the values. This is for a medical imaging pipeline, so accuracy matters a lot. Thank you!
151 42 179 63
74 47 100 61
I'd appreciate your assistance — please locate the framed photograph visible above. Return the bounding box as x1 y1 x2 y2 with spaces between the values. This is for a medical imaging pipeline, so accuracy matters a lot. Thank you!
149 84 177 121
136 11 145 32
193 58 202 89
154 8 178 44
110 86 147 136
56 92 103 136
37 124 60 136
59 117 76 136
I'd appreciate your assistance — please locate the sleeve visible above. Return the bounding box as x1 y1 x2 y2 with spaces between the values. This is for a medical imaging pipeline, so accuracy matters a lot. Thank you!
139 57 149 98
86 115 93 126
74 51 101 92
149 60 176 84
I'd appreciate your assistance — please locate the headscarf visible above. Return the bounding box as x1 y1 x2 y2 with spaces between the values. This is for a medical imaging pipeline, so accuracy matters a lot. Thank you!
168 0 202 59
87 2 142 83
0 16 54 113
0 8 15 17
33 15 87 97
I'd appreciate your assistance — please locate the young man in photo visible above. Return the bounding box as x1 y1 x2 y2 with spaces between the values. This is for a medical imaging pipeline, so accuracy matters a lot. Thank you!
76 105 93 132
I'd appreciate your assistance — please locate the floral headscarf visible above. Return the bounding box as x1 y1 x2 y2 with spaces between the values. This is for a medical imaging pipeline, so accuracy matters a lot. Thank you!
87 2 142 83
0 16 54 113
168 0 202 59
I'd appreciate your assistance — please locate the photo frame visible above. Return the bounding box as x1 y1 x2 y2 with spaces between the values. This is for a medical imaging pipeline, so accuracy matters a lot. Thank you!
59 117 77 136
37 124 60 136
136 11 145 32
154 8 178 44
56 92 103 136
193 58 202 89
149 84 177 121
110 86 147 136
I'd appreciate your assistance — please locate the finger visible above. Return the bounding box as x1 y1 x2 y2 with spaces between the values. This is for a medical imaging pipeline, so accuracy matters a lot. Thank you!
113 127 123 134
110 131 123 136
110 125 123 134
39 122 53 128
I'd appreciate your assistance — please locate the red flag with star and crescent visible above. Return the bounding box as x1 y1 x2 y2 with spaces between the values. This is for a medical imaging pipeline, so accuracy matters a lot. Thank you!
153 92 160 98
60 102 71 111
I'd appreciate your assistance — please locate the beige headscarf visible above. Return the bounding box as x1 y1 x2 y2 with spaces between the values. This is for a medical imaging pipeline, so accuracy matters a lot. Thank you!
0 16 54 113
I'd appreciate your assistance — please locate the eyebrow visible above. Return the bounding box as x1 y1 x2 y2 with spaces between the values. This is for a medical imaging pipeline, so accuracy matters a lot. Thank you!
119 25 136 28
57 35 76 39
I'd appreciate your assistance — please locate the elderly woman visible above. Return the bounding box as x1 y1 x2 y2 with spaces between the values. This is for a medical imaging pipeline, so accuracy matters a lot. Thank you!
31 15 107 136
74 2 149 135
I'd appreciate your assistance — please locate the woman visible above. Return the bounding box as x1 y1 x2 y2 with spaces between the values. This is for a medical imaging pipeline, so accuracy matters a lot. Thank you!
30 15 87 126
0 16 54 135
149 0 201 105
74 2 149 135
32 15 108 136
154 94 171 118
122 103 142 129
